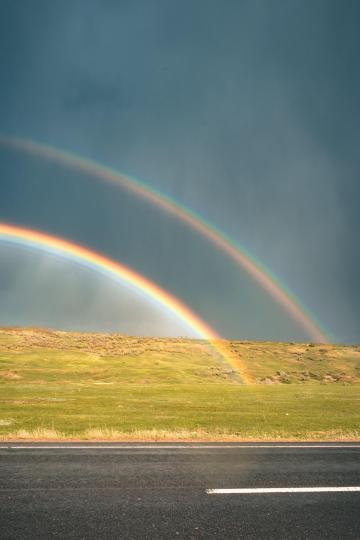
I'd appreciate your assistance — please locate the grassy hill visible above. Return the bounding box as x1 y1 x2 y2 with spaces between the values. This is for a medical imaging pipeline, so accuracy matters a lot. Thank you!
0 328 359 440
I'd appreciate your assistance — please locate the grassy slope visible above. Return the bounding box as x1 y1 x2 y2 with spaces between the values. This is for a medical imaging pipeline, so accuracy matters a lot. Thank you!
0 328 359 440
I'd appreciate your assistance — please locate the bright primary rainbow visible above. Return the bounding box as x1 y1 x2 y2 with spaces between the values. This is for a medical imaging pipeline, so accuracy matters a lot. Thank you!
0 223 248 381
0 135 329 342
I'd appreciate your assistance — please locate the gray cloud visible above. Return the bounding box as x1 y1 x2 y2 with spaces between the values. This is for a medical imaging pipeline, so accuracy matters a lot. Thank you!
0 0 359 341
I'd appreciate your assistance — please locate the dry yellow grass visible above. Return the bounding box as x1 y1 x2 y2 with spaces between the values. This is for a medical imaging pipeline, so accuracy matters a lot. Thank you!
1 427 359 442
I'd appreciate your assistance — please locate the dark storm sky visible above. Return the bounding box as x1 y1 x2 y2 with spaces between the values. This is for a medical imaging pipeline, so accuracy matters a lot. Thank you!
0 0 359 342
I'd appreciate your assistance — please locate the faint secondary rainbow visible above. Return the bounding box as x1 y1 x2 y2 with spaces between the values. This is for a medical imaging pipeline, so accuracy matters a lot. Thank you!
0 135 329 342
0 222 248 381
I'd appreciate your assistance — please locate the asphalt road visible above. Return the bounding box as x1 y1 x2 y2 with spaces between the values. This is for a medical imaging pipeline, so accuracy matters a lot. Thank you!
0 443 359 539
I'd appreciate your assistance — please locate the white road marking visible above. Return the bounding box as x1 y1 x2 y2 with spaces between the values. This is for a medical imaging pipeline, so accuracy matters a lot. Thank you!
207 487 360 494
0 444 359 450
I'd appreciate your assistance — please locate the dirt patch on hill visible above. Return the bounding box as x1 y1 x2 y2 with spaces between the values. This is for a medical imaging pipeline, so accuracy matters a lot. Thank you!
0 370 21 380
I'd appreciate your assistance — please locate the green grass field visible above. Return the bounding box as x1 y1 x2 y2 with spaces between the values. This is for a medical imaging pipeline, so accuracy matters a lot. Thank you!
0 328 359 440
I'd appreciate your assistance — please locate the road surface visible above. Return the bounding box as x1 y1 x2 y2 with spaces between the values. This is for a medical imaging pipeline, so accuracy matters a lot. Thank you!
0 442 359 539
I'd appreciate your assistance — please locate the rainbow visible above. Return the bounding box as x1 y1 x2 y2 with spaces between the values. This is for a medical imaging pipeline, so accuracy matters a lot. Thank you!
0 135 329 342
0 222 248 381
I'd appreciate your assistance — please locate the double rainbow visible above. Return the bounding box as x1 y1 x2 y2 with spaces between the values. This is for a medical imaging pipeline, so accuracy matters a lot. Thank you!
0 135 329 342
